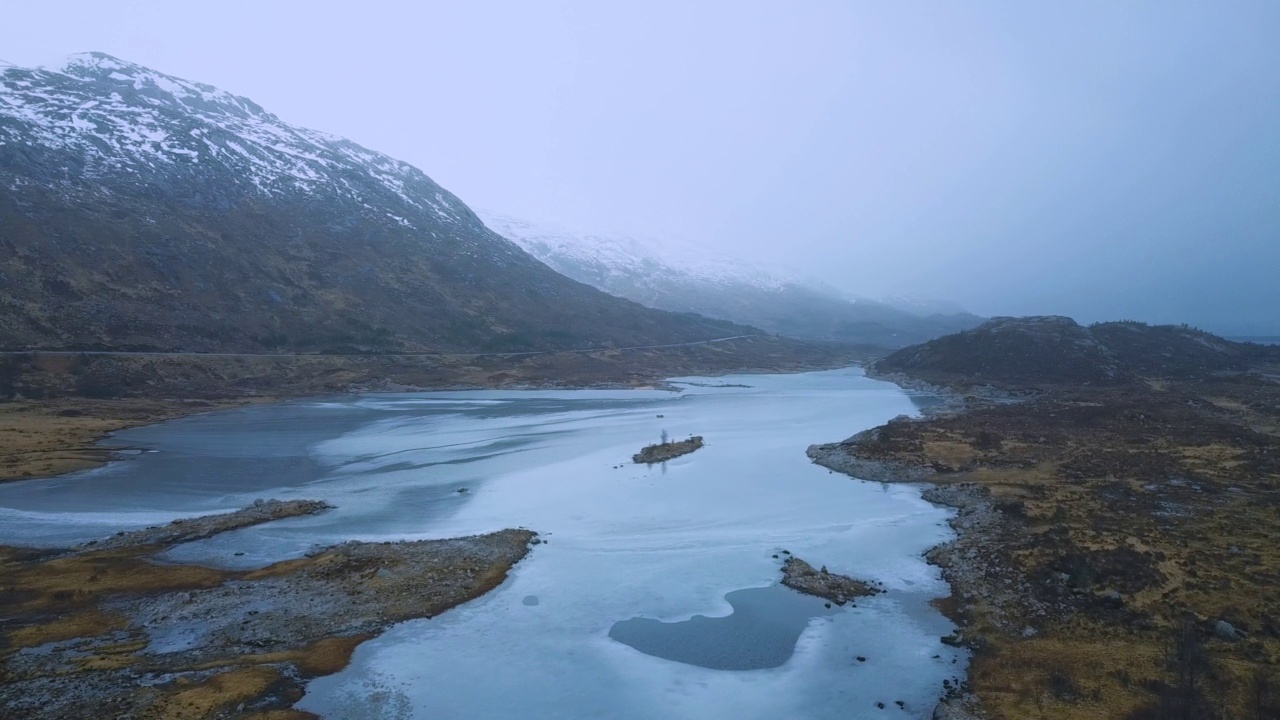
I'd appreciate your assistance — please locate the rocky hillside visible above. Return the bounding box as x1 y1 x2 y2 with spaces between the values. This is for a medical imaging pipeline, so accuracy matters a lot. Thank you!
876 316 1280 387
0 53 750 353
481 213 982 348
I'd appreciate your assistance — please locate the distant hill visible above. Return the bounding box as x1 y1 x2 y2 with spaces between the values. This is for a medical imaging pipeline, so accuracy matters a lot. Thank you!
875 316 1280 387
480 213 983 349
0 53 751 353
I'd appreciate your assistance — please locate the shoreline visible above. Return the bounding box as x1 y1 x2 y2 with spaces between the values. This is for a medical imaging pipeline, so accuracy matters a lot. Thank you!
0 501 537 719
807 383 988 720
0 397 280 482
1 349 866 484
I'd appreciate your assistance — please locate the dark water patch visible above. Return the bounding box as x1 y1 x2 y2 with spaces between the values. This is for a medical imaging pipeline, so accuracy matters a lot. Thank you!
341 429 580 475
608 585 840 670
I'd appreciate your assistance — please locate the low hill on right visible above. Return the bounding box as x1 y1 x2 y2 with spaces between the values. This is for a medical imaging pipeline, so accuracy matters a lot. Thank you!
811 317 1280 720
874 315 1280 389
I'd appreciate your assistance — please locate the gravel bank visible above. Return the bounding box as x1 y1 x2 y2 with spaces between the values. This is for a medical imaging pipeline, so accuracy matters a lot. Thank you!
76 498 332 553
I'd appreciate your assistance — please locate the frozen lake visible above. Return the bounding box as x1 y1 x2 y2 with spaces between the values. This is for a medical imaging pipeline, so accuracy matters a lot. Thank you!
0 367 965 718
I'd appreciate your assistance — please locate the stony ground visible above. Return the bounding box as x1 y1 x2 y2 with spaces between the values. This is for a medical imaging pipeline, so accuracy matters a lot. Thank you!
80 499 332 553
0 503 536 720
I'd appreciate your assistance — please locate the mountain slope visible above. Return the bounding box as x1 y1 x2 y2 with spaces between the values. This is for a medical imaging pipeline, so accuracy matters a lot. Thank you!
480 213 982 348
0 53 749 353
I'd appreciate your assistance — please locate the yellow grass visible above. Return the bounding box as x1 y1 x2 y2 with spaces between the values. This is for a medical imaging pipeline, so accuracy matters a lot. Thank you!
6 550 227 615
974 636 1163 720
3 608 128 651
146 667 282 720
921 439 978 468
0 398 260 481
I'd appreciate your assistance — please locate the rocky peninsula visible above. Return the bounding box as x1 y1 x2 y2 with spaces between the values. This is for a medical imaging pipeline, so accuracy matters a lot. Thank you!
0 501 536 720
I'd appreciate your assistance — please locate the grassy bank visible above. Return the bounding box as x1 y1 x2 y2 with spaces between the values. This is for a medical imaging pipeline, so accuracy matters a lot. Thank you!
0 397 271 481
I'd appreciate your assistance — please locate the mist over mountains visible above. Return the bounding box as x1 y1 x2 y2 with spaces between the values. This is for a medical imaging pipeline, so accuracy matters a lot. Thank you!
481 213 982 348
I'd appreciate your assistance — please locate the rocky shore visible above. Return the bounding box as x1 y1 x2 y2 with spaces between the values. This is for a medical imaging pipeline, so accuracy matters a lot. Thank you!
811 364 1280 717
862 367 1031 417
807 442 986 719
0 501 536 719
807 433 938 483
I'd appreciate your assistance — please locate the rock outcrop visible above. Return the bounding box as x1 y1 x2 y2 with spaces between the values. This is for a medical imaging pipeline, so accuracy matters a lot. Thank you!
780 557 883 605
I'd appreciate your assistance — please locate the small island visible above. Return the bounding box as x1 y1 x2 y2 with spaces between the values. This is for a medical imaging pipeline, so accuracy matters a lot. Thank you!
632 433 704 464
781 556 883 605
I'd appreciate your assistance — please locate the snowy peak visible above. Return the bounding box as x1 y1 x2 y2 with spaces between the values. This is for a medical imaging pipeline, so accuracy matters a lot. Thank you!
0 53 468 226
53 52 271 121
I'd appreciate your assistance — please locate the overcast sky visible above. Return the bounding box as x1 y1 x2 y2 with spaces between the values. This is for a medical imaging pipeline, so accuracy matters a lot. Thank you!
5 1 1279 333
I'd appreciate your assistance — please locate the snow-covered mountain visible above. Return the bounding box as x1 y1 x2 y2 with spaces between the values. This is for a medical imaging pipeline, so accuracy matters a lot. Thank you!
3 53 466 221
481 213 983 348
0 53 747 352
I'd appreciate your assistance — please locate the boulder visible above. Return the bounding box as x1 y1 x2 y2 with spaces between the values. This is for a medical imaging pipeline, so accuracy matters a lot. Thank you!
933 700 979 720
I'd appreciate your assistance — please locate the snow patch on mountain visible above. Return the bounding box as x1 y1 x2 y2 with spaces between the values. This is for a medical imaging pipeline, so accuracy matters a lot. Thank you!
0 52 464 226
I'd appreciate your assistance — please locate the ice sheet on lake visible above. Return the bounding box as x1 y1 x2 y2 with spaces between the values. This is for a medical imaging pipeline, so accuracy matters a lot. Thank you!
0 368 965 717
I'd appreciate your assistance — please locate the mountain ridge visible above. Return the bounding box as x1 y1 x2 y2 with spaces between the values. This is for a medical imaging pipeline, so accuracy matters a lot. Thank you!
0 53 753 354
